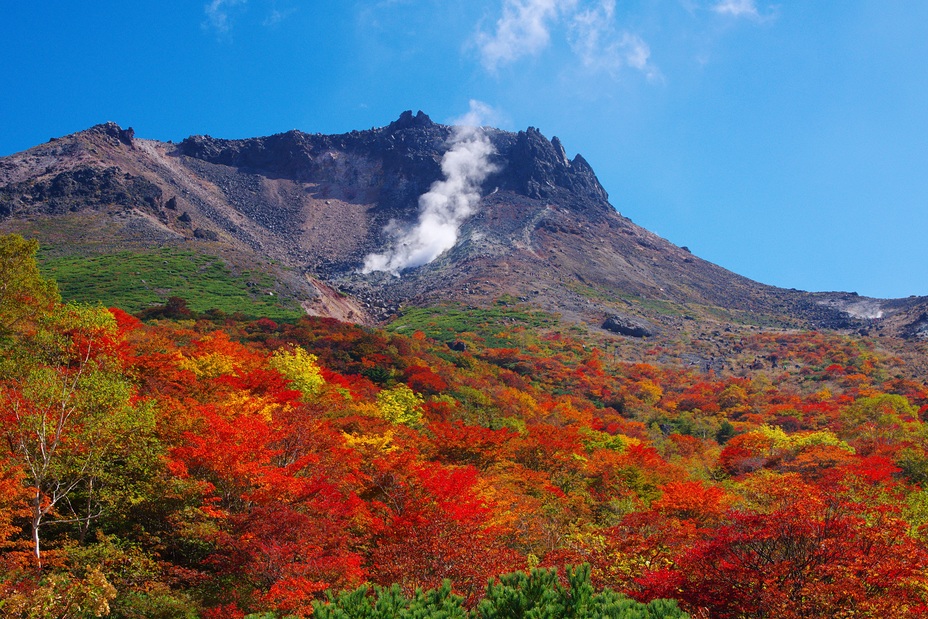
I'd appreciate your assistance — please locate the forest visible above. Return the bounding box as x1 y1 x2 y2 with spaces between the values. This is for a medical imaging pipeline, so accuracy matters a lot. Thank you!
2 231 928 618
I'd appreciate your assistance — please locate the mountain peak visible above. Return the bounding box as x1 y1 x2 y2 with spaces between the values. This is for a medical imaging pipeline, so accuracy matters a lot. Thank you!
3 114 928 338
87 122 135 146
387 110 435 132
494 125 609 205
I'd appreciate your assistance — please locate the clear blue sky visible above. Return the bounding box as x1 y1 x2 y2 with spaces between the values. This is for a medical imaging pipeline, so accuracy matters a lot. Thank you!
3 1 927 298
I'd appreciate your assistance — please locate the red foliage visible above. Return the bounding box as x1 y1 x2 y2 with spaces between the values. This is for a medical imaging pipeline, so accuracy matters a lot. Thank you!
370 463 522 605
404 364 449 395
427 421 515 469
8 294 928 615
637 476 928 619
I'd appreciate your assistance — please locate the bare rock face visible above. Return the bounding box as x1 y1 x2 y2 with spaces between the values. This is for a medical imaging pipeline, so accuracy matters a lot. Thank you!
2 112 927 337
903 312 928 340
177 111 450 217
90 122 136 147
489 127 609 206
602 314 656 338
194 228 219 241
175 110 610 219
1 166 162 217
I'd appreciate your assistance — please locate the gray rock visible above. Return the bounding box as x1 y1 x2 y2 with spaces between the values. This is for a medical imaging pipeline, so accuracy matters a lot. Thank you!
602 314 655 338
193 228 219 241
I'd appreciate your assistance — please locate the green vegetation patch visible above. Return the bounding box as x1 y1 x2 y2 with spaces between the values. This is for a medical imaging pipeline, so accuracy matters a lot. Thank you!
388 301 560 348
39 247 304 320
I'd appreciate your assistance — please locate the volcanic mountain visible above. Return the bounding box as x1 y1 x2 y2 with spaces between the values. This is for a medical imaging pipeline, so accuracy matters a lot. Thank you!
1 111 926 342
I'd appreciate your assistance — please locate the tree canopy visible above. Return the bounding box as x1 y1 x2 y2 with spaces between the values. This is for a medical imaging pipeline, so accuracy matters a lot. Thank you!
2 233 928 618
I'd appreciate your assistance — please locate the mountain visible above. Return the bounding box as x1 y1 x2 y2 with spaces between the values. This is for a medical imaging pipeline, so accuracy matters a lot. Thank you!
9 115 928 619
2 112 927 342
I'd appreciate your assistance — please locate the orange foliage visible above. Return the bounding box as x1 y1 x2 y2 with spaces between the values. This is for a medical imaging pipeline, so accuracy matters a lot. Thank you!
4 303 928 616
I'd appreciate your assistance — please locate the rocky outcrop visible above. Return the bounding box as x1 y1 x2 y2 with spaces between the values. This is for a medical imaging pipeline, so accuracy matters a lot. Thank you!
178 112 449 215
602 314 656 338
90 122 135 147
488 127 610 207
1 166 162 216
903 312 928 340
177 112 612 216
386 110 436 131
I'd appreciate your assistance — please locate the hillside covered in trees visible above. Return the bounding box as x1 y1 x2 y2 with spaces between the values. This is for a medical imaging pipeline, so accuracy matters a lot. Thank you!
3 231 928 618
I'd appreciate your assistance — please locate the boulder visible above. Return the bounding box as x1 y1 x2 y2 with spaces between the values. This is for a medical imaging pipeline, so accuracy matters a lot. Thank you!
602 314 655 338
193 228 219 241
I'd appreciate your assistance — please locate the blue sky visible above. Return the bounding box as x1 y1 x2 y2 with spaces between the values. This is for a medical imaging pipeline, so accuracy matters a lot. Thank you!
2 1 927 298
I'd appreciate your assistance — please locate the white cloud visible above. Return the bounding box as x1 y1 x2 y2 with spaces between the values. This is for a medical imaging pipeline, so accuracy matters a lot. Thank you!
204 1 294 36
362 101 499 275
568 0 661 81
204 0 247 34
710 0 779 23
713 0 758 17
263 9 284 26
475 0 657 80
475 0 571 72
622 34 654 73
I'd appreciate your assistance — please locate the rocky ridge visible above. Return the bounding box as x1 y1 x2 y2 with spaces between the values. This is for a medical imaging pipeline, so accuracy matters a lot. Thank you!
1 112 927 342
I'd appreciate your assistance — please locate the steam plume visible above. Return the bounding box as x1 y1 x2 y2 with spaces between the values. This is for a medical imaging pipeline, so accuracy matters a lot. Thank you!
362 102 497 275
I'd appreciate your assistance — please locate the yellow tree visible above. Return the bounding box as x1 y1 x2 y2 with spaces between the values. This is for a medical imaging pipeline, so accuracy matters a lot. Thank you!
2 305 153 569
0 237 152 570
268 346 325 400
376 384 424 426
0 233 59 339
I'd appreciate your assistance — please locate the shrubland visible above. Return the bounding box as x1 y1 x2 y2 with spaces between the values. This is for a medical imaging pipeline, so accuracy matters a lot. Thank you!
2 232 928 618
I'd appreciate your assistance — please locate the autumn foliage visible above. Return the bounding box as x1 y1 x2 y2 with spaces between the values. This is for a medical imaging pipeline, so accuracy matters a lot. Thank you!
3 233 928 617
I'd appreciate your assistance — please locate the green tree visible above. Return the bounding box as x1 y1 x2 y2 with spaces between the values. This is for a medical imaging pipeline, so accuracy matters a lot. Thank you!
1 304 153 569
477 565 689 618
311 566 688 619
0 233 59 339
840 393 919 444
268 346 325 400
312 581 466 618
376 384 424 426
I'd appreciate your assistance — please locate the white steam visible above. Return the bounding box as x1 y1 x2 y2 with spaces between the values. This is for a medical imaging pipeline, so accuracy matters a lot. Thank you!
362 102 498 276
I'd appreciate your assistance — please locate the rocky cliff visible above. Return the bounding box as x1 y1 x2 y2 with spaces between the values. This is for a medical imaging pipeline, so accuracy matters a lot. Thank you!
1 112 926 341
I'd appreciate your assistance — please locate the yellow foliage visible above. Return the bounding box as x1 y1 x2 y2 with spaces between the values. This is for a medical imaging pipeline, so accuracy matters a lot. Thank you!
579 427 637 453
499 416 528 435
342 430 396 455
718 383 749 411
268 346 325 400
636 379 663 405
0 233 60 336
177 351 236 379
756 424 855 455
498 387 542 421
376 384 423 426
220 391 288 422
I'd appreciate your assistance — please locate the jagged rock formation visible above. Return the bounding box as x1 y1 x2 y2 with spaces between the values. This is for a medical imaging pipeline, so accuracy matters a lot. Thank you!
1 112 927 339
0 166 162 217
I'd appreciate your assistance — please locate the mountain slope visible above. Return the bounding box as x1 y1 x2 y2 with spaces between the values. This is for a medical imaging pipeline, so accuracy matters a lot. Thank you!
1 112 926 339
